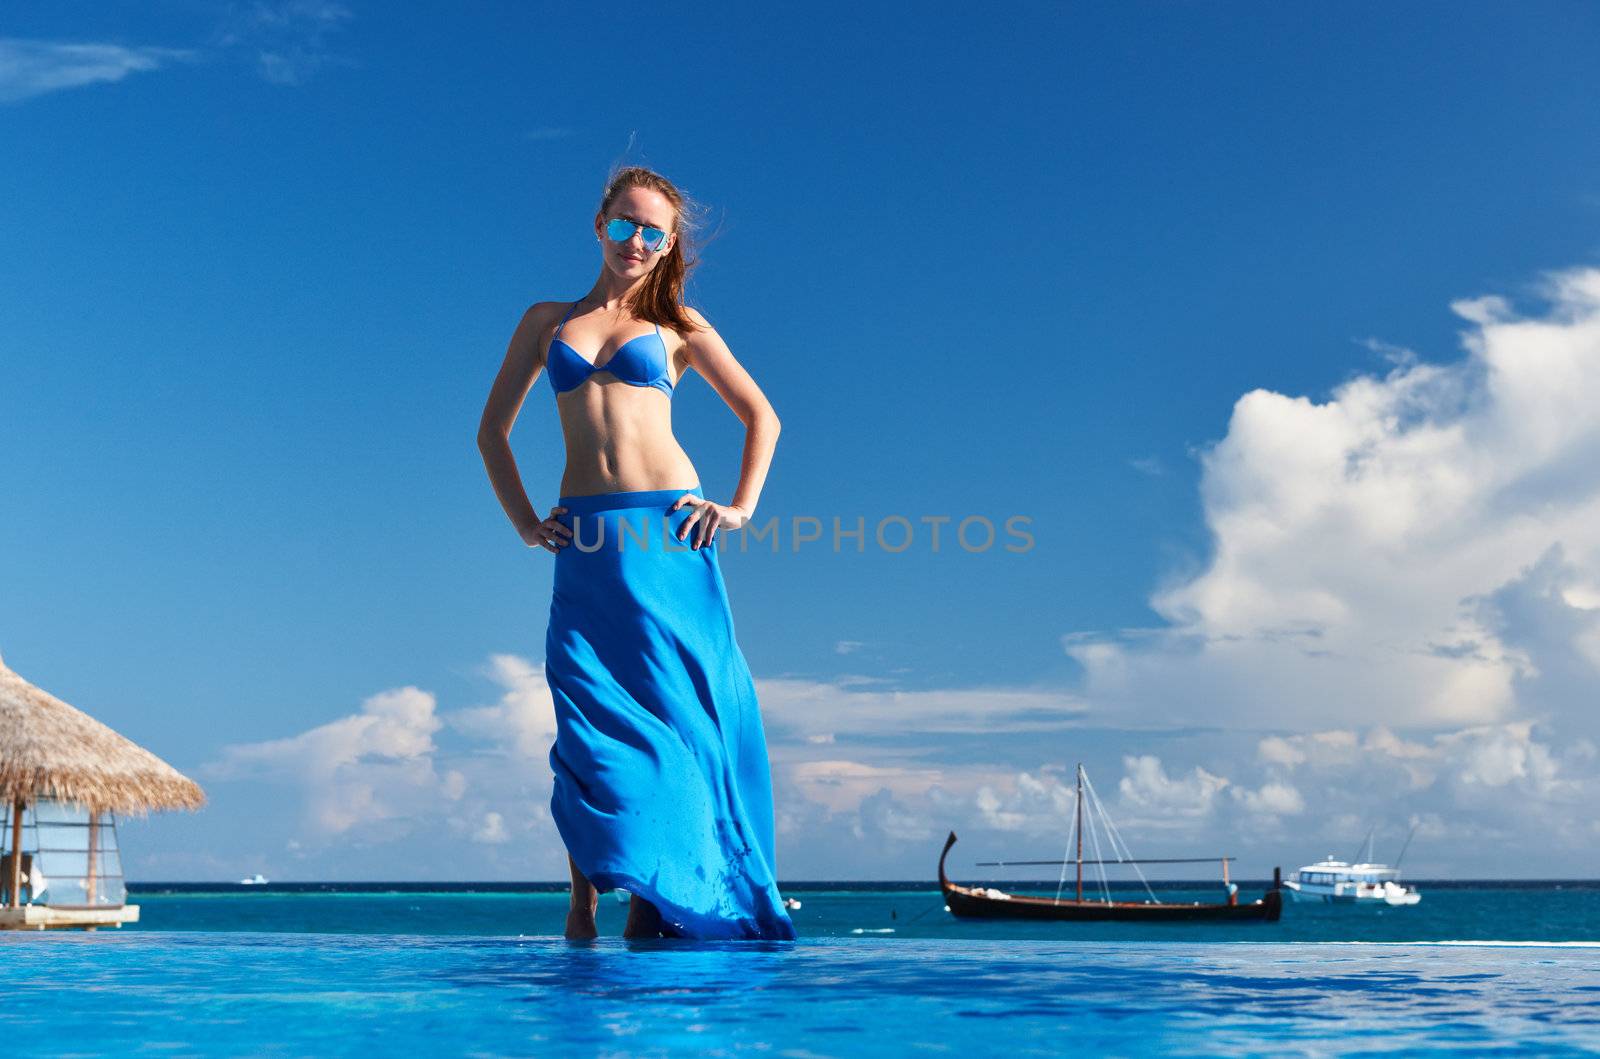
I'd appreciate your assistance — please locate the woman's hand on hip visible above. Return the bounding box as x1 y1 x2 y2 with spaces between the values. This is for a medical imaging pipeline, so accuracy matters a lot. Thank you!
671 494 747 549
522 506 572 553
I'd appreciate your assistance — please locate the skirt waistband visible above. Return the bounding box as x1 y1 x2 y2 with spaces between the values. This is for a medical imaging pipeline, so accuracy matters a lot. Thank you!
556 485 702 515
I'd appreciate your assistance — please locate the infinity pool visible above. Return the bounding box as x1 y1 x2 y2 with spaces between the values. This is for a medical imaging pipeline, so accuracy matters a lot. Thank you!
4 933 1597 1056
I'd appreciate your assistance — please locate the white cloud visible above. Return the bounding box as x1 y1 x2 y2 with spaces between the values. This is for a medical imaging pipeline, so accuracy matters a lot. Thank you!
787 759 946 815
1445 721 1561 793
1218 720 1595 864
0 38 194 103
1257 735 1306 768
1065 265 1600 736
975 769 1076 833
201 685 446 835
753 676 1091 865
211 0 354 86
1256 728 1433 787
1244 721 1582 803
445 653 557 760
472 811 508 845
756 675 1085 744
1116 754 1230 825
179 610 1597 878
853 789 939 843
0 3 356 105
196 655 564 859
1230 780 1305 817
194 665 1074 874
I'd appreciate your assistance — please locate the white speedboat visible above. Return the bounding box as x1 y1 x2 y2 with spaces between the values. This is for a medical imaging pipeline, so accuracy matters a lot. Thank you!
239 873 269 885
1283 857 1420 906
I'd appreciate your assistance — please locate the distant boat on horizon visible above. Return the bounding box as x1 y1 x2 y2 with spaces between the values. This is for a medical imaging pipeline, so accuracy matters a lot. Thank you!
1283 826 1421 906
938 763 1283 923
239 874 269 885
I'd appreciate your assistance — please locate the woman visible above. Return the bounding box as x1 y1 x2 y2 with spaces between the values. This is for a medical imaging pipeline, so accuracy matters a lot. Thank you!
477 166 796 941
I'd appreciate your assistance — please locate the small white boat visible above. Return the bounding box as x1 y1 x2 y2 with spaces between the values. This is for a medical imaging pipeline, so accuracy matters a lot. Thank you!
239 873 269 885
1283 829 1420 906
1283 859 1420 905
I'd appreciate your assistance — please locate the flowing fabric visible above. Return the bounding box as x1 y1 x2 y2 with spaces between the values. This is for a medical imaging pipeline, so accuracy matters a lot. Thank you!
545 486 797 941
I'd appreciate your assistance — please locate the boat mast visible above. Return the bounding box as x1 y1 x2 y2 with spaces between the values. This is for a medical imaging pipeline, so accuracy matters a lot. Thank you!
1394 823 1418 869
1075 762 1084 902
1354 824 1375 865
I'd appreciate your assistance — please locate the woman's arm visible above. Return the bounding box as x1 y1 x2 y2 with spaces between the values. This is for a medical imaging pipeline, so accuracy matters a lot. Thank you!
477 303 569 550
677 305 781 524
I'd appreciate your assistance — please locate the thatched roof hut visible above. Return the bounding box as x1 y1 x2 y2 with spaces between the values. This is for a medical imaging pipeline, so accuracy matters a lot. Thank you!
1 648 204 927
0 649 205 816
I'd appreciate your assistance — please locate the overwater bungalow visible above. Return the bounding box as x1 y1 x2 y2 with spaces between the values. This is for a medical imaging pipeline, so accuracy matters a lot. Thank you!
0 649 205 930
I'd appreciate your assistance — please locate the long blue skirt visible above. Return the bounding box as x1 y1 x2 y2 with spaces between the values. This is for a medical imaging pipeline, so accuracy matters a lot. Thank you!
545 486 797 940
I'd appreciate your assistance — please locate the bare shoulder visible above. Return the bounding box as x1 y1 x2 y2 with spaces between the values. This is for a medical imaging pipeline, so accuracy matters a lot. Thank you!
670 305 766 407
677 305 725 354
524 300 567 329
662 303 707 336
515 300 568 364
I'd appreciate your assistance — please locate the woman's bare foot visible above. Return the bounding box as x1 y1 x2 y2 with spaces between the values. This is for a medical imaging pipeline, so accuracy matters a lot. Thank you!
564 905 598 940
564 854 599 939
623 893 665 938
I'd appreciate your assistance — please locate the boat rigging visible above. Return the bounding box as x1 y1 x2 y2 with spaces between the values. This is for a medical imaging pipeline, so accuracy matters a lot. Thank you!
938 763 1283 923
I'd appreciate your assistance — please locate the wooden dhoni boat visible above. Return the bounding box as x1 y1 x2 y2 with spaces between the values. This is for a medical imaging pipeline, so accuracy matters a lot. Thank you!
938 765 1283 924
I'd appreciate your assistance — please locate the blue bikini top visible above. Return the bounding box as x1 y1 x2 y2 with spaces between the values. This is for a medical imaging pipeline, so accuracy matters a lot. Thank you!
545 299 674 398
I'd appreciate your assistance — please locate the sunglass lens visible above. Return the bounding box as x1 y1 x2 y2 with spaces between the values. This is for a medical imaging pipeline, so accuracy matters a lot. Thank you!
605 218 634 242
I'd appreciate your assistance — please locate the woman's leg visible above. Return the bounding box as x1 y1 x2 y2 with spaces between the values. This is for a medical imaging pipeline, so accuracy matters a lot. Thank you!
623 892 665 939
565 854 598 939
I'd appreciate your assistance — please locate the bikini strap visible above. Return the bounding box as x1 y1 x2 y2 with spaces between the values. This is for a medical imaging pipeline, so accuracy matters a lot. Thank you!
554 299 581 337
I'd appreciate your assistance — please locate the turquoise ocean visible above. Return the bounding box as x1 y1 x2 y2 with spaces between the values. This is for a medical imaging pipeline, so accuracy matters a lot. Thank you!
3 880 1597 1056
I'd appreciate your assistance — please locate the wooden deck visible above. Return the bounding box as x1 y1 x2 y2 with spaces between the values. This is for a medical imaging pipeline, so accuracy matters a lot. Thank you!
0 904 140 931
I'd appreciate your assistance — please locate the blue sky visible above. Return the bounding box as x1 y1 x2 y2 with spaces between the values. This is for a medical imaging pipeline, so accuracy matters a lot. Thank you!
4 2 1600 881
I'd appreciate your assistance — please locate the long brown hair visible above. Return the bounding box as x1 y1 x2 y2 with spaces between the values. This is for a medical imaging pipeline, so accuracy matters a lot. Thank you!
594 164 712 336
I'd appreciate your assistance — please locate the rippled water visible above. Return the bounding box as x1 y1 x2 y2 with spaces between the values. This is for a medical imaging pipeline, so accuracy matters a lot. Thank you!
3 933 1597 1056
5 887 1598 1055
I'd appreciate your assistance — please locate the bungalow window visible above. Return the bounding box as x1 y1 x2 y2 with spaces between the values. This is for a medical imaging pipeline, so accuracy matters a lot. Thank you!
2 798 127 909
